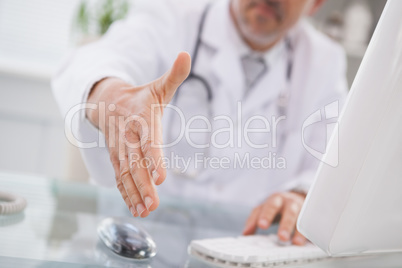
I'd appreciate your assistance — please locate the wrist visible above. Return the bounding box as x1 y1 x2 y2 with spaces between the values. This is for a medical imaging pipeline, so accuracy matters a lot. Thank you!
86 77 128 128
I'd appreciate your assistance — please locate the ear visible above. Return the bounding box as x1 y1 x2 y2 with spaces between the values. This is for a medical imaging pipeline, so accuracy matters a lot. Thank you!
308 0 326 16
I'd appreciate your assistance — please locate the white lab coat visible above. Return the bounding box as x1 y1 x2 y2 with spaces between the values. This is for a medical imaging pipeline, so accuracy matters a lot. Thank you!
52 0 348 208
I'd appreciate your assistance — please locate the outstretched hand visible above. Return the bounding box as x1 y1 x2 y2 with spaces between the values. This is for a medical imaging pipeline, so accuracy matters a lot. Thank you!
87 52 192 217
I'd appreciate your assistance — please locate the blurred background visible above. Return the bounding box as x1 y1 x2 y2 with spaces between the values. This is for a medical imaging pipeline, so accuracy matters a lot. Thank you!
0 0 387 182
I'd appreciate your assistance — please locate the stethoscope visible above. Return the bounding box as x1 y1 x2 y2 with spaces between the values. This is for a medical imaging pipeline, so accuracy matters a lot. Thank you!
167 3 294 179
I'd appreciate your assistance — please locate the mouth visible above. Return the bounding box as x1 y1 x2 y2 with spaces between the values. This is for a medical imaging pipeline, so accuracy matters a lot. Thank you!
247 0 283 22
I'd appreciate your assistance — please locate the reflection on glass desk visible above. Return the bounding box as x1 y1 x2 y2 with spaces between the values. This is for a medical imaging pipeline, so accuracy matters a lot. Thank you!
0 172 402 268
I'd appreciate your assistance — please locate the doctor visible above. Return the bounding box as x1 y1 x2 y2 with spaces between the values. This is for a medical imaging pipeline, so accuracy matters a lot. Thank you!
53 0 347 245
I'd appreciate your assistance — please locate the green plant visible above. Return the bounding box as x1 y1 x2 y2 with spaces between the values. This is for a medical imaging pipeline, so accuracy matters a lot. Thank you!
98 0 130 35
74 0 130 37
76 1 90 35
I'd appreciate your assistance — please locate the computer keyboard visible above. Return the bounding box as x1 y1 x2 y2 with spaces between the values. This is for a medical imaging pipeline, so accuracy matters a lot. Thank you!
188 234 334 267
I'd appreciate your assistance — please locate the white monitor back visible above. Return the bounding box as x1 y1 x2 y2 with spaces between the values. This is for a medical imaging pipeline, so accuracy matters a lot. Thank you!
297 0 402 256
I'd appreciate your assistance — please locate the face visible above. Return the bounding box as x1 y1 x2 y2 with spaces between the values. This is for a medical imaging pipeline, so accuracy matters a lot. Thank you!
231 0 323 49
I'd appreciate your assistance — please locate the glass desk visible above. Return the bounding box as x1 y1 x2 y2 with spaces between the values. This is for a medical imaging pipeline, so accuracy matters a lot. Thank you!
0 172 401 268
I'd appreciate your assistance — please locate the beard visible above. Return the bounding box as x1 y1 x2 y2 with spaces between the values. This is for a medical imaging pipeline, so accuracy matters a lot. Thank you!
238 22 282 47
232 0 285 47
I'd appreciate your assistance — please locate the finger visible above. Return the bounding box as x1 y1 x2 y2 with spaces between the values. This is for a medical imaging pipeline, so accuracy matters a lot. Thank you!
258 195 284 230
105 120 139 217
128 145 160 213
242 206 262 235
123 107 166 187
120 156 147 217
122 119 159 215
292 230 307 246
109 148 138 217
140 113 166 186
119 179 139 217
116 166 138 217
160 51 191 103
278 202 301 242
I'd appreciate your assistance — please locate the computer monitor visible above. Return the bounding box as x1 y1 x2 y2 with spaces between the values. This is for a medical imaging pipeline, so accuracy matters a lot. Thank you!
297 0 402 256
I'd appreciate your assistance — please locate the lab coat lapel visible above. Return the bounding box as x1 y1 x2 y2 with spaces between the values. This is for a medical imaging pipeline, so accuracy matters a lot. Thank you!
211 47 244 114
201 0 244 116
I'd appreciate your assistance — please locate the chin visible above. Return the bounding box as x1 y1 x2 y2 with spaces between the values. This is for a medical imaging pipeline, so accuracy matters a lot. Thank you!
247 33 281 48
240 22 281 48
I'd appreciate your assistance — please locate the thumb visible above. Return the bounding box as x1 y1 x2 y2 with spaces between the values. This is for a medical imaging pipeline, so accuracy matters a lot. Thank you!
160 51 191 104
